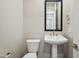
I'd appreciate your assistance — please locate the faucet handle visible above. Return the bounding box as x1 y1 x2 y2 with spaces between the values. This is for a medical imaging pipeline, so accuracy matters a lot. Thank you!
49 33 52 36
55 34 58 36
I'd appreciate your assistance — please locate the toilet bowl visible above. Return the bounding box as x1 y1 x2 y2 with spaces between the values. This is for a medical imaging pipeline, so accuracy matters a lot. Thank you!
23 53 37 58
23 39 40 58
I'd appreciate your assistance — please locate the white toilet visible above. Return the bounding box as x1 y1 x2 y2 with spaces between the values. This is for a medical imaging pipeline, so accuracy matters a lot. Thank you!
23 39 40 58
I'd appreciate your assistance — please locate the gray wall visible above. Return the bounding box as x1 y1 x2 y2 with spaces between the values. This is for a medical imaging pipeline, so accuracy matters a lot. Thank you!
63 0 73 57
23 0 46 57
0 0 26 58
71 0 79 58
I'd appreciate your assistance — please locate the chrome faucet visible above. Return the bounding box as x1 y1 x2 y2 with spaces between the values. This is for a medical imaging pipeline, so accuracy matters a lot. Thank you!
53 29 56 36
53 31 55 36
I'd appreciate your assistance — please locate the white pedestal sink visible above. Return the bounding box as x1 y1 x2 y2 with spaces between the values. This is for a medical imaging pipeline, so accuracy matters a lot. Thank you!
44 35 68 58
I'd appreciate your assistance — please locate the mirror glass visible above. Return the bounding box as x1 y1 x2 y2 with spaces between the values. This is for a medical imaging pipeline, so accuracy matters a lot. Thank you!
45 0 62 31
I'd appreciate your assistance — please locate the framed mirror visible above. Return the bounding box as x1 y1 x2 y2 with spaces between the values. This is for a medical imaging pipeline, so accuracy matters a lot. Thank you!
45 0 63 31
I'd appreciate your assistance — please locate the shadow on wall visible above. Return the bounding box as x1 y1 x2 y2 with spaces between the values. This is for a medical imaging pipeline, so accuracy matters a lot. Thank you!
38 43 51 58
63 34 73 58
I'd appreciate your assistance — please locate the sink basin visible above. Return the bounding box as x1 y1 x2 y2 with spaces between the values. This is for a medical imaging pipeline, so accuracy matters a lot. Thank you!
45 35 68 45
44 35 68 58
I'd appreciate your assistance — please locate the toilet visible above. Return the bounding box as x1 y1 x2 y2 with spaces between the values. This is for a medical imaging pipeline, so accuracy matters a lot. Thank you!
23 39 40 58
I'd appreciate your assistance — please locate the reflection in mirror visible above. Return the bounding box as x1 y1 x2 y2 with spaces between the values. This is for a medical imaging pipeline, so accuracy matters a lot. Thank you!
45 0 62 31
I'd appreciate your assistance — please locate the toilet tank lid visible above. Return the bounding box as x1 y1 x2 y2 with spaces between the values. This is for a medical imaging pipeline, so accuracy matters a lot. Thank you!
26 39 40 42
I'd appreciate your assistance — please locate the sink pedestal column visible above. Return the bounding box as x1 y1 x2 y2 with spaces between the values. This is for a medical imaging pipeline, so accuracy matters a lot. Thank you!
52 45 58 58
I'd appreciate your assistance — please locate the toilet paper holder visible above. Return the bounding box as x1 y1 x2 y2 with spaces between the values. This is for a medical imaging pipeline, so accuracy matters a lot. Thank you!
5 52 12 58
0 52 12 58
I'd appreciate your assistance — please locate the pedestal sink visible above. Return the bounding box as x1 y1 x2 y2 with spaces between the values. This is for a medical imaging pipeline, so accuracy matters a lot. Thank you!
44 35 68 58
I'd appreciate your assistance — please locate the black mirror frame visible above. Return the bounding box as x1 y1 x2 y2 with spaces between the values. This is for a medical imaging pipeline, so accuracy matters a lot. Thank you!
44 0 63 31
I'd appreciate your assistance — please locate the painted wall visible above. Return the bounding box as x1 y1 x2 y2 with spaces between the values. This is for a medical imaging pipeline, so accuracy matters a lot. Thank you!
63 0 73 57
71 0 79 58
0 0 26 58
23 0 73 58
23 0 49 58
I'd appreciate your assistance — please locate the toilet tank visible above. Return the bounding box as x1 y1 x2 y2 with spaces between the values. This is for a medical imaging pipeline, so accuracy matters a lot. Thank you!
26 39 40 53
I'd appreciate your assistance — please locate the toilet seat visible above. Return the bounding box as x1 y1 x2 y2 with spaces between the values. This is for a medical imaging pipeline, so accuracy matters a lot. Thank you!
23 53 37 58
